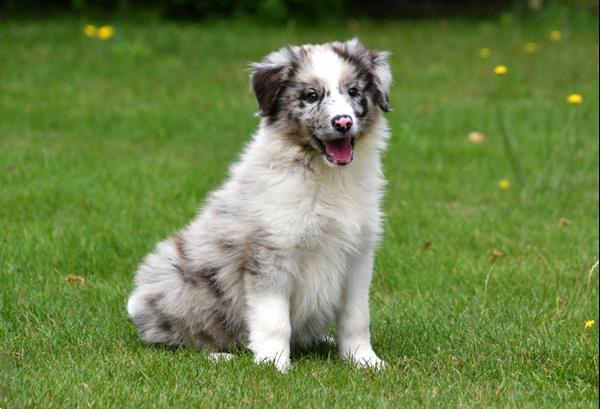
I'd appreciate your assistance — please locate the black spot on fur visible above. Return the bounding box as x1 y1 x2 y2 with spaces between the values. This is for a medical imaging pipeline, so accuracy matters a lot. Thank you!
203 267 225 298
158 319 172 332
356 97 368 118
147 293 165 307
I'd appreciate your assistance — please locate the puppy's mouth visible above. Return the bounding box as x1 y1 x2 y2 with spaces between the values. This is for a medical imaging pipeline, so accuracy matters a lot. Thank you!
312 136 355 166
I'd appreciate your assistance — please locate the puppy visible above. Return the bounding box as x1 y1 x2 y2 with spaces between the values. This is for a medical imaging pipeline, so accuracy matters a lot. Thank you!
127 38 392 372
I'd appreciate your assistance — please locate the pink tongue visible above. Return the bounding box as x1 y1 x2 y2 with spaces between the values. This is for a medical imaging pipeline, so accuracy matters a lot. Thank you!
324 138 353 163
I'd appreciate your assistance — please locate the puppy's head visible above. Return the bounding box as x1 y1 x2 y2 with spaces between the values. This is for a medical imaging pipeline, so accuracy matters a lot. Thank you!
250 39 392 167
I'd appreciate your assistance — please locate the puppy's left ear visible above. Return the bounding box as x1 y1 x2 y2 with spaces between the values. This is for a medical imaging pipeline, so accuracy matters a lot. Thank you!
370 50 392 112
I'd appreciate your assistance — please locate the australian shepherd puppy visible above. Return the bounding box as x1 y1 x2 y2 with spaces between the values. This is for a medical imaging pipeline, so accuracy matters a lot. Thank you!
127 38 392 372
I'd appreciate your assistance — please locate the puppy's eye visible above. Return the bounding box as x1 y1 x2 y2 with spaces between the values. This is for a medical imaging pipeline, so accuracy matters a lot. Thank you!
348 87 359 97
302 92 319 103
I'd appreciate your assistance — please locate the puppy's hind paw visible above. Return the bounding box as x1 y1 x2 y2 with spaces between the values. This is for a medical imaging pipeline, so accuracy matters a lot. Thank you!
320 335 336 346
207 352 235 362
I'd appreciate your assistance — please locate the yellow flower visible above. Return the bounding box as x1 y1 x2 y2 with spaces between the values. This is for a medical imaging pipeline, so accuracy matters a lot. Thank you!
498 179 510 189
494 65 507 75
567 93 583 105
523 42 538 54
584 320 595 329
549 30 562 42
84 24 97 38
97 25 114 40
480 48 491 59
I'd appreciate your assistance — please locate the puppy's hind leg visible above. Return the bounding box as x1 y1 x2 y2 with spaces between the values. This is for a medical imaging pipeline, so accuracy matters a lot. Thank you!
127 290 184 347
128 238 188 347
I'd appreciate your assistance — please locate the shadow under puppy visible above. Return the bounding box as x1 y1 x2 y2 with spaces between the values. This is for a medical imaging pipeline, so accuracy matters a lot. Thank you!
127 38 392 372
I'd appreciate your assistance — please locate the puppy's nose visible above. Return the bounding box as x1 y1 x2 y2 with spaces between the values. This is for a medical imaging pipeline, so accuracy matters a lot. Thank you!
331 115 353 133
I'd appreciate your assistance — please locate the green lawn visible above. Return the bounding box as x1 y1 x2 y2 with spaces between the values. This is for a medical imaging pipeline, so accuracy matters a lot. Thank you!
1 10 598 408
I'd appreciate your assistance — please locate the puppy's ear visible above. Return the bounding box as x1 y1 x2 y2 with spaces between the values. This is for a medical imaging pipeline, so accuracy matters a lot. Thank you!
369 50 392 112
339 38 392 112
250 47 296 117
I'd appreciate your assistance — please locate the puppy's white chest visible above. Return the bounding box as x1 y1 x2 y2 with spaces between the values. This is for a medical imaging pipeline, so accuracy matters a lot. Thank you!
255 166 377 344
297 181 366 248
288 201 365 343
289 234 349 343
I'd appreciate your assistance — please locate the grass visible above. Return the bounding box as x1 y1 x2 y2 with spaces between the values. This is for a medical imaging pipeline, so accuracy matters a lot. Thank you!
1 10 598 408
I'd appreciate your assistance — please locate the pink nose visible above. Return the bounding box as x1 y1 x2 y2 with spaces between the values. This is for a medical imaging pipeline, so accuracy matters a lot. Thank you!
332 115 353 133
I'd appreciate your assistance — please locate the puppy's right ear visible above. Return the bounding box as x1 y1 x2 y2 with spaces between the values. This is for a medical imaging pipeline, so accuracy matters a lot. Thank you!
250 47 296 117
369 50 392 112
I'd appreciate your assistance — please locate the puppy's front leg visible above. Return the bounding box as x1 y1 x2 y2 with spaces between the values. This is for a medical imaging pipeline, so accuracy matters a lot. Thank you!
245 275 291 373
337 247 386 369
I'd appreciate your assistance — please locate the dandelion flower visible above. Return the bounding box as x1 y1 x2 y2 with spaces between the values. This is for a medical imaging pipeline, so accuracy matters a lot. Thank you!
498 179 510 189
523 42 538 54
480 48 491 59
84 24 97 38
97 25 114 40
494 65 508 75
549 30 562 42
584 320 595 329
567 93 583 105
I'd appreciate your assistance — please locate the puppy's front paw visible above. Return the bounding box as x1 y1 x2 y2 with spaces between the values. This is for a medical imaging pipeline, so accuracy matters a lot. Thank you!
253 350 291 373
343 349 387 370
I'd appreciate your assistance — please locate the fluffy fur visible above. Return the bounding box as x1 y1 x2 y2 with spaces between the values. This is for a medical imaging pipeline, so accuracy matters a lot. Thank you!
127 38 392 372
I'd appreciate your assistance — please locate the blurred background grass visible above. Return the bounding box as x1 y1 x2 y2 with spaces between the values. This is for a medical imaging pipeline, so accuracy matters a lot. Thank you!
0 1 598 407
